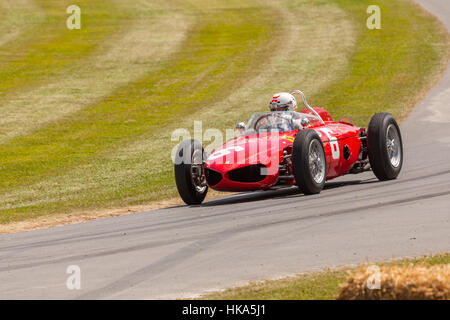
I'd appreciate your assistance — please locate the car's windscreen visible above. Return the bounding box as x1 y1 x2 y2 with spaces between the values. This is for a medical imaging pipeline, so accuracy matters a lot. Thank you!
244 111 317 134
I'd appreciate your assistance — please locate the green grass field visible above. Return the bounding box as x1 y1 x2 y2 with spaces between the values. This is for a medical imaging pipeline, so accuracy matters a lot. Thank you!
0 0 448 224
200 253 450 300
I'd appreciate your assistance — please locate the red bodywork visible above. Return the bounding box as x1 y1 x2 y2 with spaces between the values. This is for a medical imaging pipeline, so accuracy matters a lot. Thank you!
204 108 364 192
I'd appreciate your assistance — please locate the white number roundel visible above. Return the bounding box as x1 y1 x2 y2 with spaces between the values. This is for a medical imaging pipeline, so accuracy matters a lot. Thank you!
316 128 340 160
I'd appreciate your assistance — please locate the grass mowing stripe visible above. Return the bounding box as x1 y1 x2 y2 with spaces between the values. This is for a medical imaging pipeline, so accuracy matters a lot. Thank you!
0 0 124 99
0 2 279 220
0 0 44 47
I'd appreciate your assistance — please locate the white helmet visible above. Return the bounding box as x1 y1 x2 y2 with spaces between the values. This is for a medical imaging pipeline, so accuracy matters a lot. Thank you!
270 92 297 111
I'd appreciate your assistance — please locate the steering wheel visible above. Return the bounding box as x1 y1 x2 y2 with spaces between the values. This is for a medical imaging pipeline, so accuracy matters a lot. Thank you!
253 113 292 132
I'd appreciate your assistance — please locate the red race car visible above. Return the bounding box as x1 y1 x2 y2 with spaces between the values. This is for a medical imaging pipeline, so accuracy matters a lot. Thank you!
174 90 403 205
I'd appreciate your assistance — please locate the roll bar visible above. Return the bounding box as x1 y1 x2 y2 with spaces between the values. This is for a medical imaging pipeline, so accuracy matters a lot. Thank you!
290 90 324 124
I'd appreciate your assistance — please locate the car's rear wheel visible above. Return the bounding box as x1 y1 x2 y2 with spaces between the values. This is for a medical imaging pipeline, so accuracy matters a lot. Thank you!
368 113 403 180
174 139 208 205
292 129 327 194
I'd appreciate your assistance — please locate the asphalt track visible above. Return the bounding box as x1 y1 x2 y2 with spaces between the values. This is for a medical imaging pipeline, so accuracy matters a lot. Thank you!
0 0 449 299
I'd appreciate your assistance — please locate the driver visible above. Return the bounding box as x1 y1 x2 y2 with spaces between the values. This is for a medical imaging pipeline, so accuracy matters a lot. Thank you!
269 92 304 129
269 92 297 111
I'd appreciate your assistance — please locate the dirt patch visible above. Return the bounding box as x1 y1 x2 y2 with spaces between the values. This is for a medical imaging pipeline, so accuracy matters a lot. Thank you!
0 199 177 234
0 190 230 234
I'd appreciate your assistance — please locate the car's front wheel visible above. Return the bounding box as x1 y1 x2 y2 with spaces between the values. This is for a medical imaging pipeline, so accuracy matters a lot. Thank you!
292 129 327 194
174 139 208 205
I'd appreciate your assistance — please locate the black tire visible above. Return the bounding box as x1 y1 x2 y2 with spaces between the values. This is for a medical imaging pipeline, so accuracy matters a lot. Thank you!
368 113 403 181
174 139 208 205
292 129 327 194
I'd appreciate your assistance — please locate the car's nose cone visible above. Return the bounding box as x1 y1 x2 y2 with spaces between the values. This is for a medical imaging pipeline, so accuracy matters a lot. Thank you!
204 132 293 191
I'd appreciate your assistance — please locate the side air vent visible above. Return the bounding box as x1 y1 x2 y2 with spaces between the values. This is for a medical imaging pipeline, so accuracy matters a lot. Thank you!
228 164 267 183
205 168 222 186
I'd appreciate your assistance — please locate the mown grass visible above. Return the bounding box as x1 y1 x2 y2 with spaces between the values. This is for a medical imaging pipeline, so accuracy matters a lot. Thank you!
0 0 448 224
0 0 280 222
310 0 450 125
200 253 450 300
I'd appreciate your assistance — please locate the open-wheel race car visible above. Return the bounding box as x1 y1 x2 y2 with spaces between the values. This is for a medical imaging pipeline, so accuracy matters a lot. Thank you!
174 90 403 205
